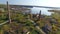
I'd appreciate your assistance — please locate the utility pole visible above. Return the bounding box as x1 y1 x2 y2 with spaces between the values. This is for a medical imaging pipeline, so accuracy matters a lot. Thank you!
7 1 11 23
39 10 41 20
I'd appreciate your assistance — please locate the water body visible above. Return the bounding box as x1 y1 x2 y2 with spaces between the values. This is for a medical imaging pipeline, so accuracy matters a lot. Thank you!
31 7 52 15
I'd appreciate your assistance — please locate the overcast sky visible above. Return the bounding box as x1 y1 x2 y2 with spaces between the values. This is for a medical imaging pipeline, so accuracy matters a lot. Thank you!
0 0 60 15
0 0 60 7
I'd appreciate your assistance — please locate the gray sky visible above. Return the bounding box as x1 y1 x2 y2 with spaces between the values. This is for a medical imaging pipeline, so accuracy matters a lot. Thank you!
0 0 60 7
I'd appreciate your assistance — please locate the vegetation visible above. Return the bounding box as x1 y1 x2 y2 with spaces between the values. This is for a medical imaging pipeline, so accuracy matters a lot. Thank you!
0 4 60 34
